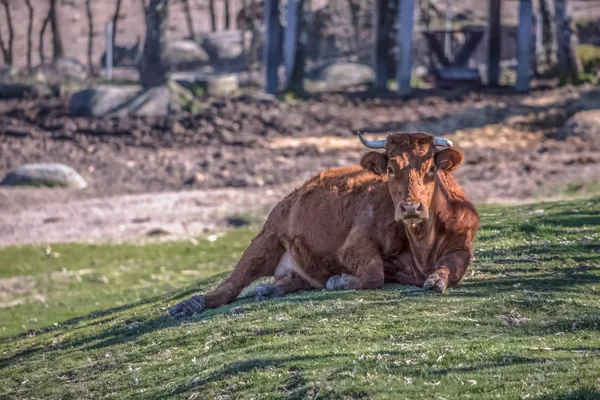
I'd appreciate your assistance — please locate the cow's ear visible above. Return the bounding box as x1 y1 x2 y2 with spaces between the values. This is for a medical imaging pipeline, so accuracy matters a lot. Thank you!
360 151 387 175
435 148 463 172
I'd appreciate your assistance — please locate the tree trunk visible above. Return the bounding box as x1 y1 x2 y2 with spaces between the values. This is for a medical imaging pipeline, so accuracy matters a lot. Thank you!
224 0 231 30
49 0 64 60
85 0 95 75
24 0 34 69
209 0 216 31
39 7 51 64
554 0 580 84
139 0 170 88
0 0 14 65
539 0 555 66
112 0 123 54
181 0 195 39
285 0 306 94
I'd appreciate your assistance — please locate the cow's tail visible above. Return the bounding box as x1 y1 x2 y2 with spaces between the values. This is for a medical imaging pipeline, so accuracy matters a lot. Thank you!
201 230 284 310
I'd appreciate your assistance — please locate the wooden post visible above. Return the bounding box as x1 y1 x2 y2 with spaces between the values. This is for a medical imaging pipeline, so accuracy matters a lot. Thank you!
516 0 532 92
397 0 415 96
374 0 390 90
264 0 282 94
488 0 501 86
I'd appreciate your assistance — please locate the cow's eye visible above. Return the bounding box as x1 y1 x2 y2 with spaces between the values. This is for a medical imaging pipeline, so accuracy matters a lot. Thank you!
387 167 394 177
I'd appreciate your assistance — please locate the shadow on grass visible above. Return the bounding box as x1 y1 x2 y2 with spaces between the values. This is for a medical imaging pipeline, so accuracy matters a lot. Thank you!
535 388 600 400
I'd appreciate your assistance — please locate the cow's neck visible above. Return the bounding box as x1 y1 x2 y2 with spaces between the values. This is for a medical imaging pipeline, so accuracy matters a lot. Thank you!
403 171 455 269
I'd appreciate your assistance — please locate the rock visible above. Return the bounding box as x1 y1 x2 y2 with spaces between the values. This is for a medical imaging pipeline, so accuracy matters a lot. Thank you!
167 40 210 70
0 84 40 99
70 83 198 117
199 30 244 62
174 73 239 97
561 110 600 143
0 65 18 83
0 163 87 188
310 62 375 88
54 57 89 81
0 83 60 99
32 57 89 82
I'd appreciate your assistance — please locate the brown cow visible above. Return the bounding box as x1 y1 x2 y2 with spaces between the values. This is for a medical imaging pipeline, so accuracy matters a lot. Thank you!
168 132 480 318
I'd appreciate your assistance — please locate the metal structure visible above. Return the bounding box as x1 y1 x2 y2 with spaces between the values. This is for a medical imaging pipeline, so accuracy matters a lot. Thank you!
263 0 535 95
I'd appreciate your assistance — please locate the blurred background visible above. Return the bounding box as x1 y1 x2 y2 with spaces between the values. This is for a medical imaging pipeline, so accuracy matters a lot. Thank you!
0 0 599 246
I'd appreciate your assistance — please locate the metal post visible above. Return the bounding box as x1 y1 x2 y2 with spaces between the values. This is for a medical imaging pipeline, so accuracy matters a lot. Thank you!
105 22 113 81
397 0 415 96
516 0 533 92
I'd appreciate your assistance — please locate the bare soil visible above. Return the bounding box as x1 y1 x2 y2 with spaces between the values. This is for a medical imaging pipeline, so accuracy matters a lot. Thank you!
1 84 600 246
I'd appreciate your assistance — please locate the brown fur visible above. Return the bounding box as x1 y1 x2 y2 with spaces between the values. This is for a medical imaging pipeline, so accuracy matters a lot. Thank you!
168 132 480 318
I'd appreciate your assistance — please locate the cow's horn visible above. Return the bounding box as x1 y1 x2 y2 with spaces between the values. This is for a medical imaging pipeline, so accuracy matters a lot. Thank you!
434 137 453 148
358 132 386 149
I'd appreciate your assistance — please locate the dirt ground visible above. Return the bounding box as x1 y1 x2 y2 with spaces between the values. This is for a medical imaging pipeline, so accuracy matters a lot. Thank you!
1 84 600 246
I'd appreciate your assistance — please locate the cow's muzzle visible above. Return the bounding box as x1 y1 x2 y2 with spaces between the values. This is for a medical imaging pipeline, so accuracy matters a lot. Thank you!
396 202 428 222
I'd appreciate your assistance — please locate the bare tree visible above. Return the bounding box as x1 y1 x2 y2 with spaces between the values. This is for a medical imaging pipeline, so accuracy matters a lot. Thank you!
554 0 581 83
209 0 216 31
224 0 230 30
49 0 64 60
139 0 170 87
39 6 51 64
112 0 123 53
85 0 95 74
24 0 34 69
181 0 195 38
539 0 556 66
0 0 14 65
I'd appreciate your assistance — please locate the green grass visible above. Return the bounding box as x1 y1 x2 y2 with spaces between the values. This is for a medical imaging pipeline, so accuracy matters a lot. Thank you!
1 199 600 399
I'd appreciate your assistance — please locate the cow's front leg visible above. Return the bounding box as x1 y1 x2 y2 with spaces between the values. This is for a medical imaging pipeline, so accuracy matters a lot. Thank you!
327 231 384 291
424 249 472 293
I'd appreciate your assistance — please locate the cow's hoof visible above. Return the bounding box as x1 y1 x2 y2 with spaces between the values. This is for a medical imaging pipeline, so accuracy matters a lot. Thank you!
255 284 284 300
168 295 205 318
423 273 447 293
326 273 358 291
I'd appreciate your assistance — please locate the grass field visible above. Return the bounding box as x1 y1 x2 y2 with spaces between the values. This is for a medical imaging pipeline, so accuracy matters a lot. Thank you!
1 199 600 399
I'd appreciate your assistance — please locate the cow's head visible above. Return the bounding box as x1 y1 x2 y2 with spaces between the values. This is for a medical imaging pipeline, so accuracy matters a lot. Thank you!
359 132 462 224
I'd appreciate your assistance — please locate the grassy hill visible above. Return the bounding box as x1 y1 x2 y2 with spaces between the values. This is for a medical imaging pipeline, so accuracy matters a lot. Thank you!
1 199 600 399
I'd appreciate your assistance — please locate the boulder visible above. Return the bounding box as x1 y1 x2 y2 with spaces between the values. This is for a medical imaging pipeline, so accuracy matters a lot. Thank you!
199 30 245 62
0 163 87 189
0 83 60 99
174 73 239 97
561 110 600 143
167 40 210 70
70 82 199 117
32 57 89 82
310 62 375 88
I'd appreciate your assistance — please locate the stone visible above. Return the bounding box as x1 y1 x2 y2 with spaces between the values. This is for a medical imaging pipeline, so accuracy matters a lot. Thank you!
32 57 89 82
561 110 600 143
167 40 210 70
199 30 244 62
310 62 375 88
69 83 196 117
0 163 87 188
174 73 239 97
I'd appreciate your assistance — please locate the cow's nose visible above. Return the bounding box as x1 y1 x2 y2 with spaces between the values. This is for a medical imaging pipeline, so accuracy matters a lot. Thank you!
400 202 423 219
